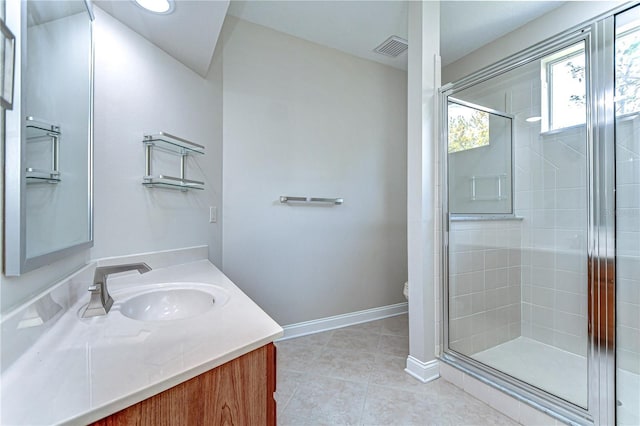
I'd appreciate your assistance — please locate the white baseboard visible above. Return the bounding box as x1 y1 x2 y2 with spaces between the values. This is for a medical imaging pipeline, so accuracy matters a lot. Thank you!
278 302 408 341
405 355 440 383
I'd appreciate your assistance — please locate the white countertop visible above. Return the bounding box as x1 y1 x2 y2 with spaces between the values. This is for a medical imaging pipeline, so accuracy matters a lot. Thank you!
1 259 283 425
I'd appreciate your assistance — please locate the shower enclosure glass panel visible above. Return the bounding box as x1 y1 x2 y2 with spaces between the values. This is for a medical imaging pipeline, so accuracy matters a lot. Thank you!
447 99 513 215
446 40 589 408
615 6 640 425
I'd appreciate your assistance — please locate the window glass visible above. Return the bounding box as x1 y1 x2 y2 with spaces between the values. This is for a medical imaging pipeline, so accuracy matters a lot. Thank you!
549 51 586 129
615 26 640 115
447 99 512 215
448 103 489 153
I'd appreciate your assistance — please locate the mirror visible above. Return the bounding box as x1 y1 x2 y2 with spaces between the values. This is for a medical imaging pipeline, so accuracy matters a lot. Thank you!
447 97 513 216
4 0 93 275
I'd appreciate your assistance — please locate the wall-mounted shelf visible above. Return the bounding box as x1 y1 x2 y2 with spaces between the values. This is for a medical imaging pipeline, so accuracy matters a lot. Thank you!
470 174 507 201
26 168 61 183
143 175 205 191
25 116 61 184
142 132 204 192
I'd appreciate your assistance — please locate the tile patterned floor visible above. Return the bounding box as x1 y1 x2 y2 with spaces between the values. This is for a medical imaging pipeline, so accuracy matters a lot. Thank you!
275 314 519 425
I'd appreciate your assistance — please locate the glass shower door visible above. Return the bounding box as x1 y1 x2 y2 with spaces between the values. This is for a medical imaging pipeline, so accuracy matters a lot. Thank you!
615 6 640 425
442 6 640 424
444 37 590 409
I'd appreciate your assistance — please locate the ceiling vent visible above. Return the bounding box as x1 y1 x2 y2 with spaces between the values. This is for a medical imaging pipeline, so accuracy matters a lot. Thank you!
373 36 408 58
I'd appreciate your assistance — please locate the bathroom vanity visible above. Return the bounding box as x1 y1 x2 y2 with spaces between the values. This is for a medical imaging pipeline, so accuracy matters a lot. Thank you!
92 343 276 425
0 248 283 425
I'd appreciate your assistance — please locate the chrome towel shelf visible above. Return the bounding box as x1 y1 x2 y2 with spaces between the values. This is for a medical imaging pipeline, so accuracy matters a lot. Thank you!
469 173 507 201
142 131 204 191
25 117 61 184
280 196 344 205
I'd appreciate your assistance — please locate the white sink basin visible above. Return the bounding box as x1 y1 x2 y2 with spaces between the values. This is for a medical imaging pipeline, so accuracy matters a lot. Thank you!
116 283 229 322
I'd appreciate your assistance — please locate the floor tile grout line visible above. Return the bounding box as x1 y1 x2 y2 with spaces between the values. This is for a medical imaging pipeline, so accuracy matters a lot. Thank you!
275 314 519 426
358 376 372 425
277 386 297 418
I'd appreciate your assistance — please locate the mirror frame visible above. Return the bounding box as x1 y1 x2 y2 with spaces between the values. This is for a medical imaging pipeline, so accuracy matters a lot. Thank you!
4 0 94 276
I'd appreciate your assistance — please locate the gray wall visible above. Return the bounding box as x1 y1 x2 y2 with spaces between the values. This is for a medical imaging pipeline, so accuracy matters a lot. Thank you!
220 17 408 326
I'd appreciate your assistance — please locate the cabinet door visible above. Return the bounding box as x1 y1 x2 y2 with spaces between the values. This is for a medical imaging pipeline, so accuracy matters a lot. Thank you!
93 343 276 426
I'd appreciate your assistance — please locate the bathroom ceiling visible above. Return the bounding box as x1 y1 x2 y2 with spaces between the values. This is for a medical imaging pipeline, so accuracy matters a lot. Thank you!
440 1 565 66
28 1 87 26
227 1 566 70
227 1 410 70
95 0 565 76
94 0 229 76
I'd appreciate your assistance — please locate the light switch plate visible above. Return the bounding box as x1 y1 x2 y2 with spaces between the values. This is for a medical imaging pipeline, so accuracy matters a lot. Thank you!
209 206 217 223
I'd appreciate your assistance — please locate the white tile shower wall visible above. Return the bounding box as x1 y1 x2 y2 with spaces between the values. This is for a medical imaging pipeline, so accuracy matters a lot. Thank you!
448 220 522 354
447 59 589 358
517 123 589 357
445 65 528 357
616 116 640 374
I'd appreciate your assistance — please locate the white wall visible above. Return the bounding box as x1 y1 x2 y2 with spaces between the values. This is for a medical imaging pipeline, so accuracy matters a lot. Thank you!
406 0 440 379
220 17 407 326
90 7 223 264
1 6 223 314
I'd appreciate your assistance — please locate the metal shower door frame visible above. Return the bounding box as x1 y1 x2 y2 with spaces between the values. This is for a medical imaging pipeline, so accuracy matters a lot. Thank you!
439 8 623 425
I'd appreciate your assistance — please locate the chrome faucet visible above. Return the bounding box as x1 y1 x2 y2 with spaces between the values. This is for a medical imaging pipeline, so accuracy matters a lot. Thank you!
81 263 152 318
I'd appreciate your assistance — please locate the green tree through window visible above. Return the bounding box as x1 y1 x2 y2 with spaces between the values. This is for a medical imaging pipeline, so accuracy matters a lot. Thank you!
616 28 640 115
448 103 490 153
546 28 640 127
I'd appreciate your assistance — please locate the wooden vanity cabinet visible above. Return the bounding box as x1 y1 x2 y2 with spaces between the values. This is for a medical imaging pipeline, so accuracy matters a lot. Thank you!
92 343 276 426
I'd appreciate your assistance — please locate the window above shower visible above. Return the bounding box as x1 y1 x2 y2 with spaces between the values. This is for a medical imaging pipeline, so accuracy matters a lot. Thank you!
540 28 640 132
615 22 640 116
541 43 586 132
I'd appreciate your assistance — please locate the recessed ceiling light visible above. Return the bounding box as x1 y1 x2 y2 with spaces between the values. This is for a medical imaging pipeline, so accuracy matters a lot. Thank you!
133 0 175 14
526 116 542 122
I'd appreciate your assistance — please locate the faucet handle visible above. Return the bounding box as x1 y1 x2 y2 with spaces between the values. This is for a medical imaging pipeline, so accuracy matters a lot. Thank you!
82 282 112 318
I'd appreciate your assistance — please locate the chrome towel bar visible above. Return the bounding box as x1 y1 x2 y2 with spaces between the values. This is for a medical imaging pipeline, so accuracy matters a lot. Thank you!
280 196 344 205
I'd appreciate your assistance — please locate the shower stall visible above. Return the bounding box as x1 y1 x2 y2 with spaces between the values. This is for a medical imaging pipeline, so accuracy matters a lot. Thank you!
441 5 640 425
